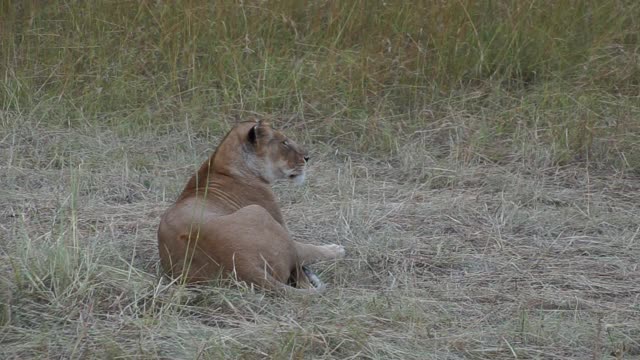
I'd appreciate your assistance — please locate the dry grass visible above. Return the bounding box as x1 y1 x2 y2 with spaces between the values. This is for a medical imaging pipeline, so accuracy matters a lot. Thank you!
1 115 639 359
2 1 640 358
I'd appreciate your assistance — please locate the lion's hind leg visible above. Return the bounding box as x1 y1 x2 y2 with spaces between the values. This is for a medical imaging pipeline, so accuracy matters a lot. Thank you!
201 204 326 293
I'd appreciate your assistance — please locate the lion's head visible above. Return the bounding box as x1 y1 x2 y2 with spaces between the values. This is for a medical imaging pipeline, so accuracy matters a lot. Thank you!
212 120 309 185
246 121 309 185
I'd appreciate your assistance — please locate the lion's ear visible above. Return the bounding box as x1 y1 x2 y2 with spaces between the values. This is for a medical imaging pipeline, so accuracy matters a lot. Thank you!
248 120 271 144
247 124 258 144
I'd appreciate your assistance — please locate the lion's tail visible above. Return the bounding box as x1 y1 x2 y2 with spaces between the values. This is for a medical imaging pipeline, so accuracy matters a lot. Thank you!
260 266 326 295
301 265 325 290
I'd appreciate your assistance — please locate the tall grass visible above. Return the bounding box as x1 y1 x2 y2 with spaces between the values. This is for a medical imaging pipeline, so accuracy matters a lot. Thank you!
1 0 639 164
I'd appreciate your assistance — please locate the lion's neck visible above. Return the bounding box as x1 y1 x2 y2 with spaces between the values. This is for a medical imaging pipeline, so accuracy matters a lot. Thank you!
177 154 286 226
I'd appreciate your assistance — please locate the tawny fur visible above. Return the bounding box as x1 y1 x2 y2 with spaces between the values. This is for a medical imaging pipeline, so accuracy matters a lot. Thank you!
157 121 344 294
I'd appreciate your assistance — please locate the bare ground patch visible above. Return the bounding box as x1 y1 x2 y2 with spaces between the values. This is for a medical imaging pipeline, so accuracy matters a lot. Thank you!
1 121 639 359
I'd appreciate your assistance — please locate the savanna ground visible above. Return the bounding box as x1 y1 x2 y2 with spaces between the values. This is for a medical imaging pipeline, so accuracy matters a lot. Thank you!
1 1 640 359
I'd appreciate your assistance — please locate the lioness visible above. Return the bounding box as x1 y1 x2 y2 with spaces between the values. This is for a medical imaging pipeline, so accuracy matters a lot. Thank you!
157 120 345 293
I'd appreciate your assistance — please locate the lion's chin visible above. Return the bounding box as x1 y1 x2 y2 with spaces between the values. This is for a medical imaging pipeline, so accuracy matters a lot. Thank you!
289 172 306 186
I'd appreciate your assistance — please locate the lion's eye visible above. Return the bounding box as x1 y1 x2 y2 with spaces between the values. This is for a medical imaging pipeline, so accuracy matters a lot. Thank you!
282 140 289 147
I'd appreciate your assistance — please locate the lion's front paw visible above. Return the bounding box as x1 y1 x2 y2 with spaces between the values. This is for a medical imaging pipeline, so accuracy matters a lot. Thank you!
325 244 345 259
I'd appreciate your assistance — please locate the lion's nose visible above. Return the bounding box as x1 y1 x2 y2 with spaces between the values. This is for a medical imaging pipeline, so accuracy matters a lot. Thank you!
303 155 310 163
